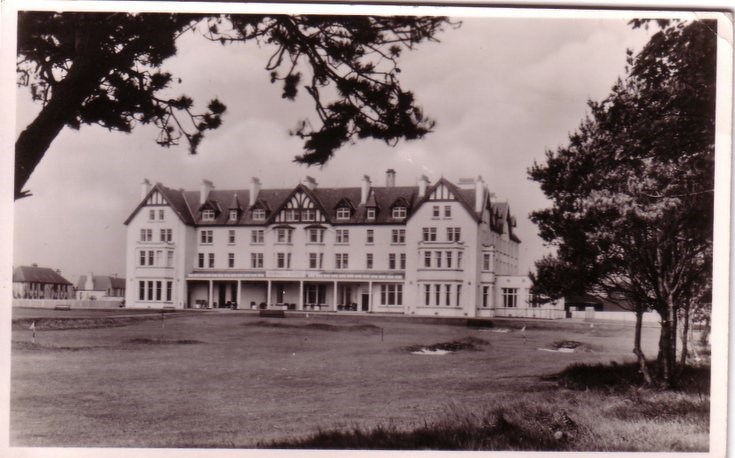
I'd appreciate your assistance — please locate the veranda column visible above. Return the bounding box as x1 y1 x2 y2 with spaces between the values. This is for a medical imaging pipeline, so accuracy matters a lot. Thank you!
368 281 373 312
333 280 338 312
299 281 304 311
208 280 213 308
267 280 272 308
236 280 242 309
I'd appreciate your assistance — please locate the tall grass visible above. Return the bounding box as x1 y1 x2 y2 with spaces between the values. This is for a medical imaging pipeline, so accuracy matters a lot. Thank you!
266 361 710 452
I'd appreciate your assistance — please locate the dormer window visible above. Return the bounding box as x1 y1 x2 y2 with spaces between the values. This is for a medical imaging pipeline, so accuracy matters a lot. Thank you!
284 209 298 221
202 209 215 221
366 208 376 220
229 210 239 222
252 209 266 221
336 207 351 220
392 206 406 219
302 209 316 222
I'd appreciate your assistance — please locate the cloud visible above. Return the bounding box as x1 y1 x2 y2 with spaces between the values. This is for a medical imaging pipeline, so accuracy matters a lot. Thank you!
12 12 656 277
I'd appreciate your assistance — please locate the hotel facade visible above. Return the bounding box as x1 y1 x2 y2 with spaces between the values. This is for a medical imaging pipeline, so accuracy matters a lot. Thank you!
124 170 562 318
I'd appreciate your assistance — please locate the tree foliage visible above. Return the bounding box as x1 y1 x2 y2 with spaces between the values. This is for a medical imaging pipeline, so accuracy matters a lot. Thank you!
528 20 716 387
16 12 454 199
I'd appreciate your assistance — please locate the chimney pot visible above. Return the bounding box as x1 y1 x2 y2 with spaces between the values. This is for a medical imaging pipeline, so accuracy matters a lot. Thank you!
200 179 214 205
249 178 261 207
360 175 371 205
141 179 152 199
386 169 396 188
417 175 429 198
475 176 485 213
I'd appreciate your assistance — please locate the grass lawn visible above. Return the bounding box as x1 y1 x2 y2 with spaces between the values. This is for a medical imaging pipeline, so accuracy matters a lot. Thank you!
10 309 709 450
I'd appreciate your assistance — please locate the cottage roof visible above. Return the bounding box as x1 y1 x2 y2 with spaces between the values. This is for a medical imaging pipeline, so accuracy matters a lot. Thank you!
13 266 72 285
77 275 126 291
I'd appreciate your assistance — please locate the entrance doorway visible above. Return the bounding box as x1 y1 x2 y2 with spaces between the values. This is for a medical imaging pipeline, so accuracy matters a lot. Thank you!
218 284 227 308
361 293 369 312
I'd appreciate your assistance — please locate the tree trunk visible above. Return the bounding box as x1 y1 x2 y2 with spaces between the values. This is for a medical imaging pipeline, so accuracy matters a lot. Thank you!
15 21 105 199
679 301 690 367
656 303 677 388
634 307 653 385
15 97 76 199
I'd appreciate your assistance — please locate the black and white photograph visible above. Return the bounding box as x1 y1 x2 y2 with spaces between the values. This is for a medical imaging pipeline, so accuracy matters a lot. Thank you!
2 0 731 456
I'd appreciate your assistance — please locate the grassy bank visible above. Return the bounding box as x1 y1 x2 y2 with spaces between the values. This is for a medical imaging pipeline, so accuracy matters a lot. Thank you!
267 363 710 451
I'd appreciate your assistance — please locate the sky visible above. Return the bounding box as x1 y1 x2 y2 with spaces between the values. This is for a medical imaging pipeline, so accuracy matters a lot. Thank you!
9 6 660 284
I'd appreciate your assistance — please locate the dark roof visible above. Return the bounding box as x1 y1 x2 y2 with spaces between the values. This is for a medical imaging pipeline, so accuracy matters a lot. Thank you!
13 266 73 285
77 275 126 291
125 179 518 234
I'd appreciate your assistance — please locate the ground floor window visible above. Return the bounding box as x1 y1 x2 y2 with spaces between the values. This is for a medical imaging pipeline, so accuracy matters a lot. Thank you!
482 285 490 307
304 284 326 305
138 279 173 302
380 284 402 306
422 283 461 306
502 288 518 307
338 285 352 305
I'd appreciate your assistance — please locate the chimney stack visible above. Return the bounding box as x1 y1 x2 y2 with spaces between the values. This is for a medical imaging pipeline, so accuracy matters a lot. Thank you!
200 179 214 205
249 177 261 207
141 179 151 199
386 169 396 188
303 176 318 191
85 272 95 291
360 175 371 205
417 175 429 198
475 176 485 213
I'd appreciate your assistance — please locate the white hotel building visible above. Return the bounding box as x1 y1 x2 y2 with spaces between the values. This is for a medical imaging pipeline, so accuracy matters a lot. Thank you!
124 170 562 318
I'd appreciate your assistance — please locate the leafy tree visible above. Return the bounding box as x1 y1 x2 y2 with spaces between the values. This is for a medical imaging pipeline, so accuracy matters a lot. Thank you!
16 12 454 199
528 20 716 388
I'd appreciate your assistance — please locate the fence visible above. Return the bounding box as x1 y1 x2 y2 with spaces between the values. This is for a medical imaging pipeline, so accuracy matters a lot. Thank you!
492 307 566 320
13 298 124 309
570 308 660 324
